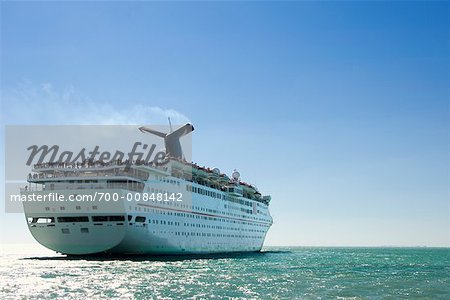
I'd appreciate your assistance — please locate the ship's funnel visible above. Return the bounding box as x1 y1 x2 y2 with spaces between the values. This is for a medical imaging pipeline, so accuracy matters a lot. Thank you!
139 123 194 160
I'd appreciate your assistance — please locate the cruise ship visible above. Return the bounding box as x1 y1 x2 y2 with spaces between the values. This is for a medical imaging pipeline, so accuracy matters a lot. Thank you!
21 124 273 255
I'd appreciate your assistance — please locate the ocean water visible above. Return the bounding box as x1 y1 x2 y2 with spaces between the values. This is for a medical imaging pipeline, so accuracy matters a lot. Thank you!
0 245 449 299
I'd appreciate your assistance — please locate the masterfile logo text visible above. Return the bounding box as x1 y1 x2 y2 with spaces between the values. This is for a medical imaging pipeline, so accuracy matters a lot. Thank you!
4 125 193 213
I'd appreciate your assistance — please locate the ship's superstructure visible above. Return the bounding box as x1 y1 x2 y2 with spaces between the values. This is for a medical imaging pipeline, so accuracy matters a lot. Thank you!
21 124 272 255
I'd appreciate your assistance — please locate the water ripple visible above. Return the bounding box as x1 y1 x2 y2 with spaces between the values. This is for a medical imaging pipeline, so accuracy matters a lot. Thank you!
0 246 449 299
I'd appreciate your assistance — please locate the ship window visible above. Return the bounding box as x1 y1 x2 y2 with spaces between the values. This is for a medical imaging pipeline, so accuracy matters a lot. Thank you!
128 215 133 221
92 216 108 222
29 217 55 224
57 216 89 223
80 228 89 233
109 215 125 222
135 216 146 222
61 228 70 234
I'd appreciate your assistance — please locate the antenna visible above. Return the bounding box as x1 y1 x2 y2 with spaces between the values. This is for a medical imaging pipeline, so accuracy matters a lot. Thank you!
168 117 173 133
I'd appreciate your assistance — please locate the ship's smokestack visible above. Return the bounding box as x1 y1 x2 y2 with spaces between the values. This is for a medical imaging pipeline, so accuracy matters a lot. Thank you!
139 123 194 160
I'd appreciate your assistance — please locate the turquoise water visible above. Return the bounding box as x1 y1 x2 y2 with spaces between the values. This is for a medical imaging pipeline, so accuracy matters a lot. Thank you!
1 245 449 299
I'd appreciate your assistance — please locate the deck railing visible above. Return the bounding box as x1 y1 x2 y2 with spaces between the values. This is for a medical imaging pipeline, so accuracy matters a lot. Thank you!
28 167 149 182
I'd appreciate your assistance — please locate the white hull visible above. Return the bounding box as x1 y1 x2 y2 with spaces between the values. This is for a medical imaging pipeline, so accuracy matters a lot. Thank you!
23 186 272 255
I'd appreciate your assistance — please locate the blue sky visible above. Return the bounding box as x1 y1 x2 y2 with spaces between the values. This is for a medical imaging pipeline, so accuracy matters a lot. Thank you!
1 1 449 246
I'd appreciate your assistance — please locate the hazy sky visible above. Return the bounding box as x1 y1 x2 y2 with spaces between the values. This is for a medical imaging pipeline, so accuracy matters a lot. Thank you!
1 1 449 246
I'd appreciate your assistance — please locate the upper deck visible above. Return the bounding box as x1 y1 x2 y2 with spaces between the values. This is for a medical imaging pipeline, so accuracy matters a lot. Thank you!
29 161 154 183
27 158 271 205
